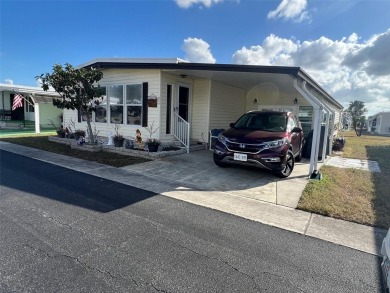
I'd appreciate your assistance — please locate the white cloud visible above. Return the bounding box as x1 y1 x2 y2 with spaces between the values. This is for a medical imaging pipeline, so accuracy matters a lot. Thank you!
182 37 216 63
4 79 13 85
268 0 309 22
342 29 390 76
175 0 223 9
232 30 390 116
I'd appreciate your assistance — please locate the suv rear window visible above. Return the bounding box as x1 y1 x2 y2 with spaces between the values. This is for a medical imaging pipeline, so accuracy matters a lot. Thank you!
233 112 287 132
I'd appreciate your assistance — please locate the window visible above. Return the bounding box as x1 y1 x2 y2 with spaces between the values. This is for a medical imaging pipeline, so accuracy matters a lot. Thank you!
108 85 123 124
126 84 142 125
25 96 34 112
93 83 146 125
95 86 107 123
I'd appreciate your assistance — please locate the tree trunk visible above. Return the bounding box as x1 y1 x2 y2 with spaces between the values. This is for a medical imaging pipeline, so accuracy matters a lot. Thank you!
85 111 95 144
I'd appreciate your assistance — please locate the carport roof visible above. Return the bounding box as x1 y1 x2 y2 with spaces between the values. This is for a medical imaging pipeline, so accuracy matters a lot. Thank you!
79 58 343 110
0 83 59 104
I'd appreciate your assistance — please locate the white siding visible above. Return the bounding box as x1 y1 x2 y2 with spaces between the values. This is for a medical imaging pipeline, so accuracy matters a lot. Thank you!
209 81 245 130
63 68 161 140
191 79 211 143
39 104 62 128
246 82 311 113
379 113 390 134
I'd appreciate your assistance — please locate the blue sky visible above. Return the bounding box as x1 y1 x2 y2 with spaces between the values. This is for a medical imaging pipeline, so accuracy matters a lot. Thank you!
1 0 390 116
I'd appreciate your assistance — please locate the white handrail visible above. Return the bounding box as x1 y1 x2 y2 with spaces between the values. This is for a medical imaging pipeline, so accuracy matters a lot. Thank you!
172 111 190 153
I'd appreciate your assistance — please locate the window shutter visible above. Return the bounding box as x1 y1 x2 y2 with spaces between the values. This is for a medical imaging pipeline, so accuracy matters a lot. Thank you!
142 82 148 127
77 109 81 123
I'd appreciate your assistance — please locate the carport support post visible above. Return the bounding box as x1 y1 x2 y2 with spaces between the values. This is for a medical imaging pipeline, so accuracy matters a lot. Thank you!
312 106 322 173
328 111 335 156
34 103 40 134
294 80 322 178
321 107 330 162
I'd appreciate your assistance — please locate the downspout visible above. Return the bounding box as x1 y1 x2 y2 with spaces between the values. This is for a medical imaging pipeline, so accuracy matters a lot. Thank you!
294 79 323 178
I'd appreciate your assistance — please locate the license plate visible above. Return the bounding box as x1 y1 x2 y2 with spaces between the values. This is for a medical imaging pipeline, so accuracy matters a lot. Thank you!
234 153 247 161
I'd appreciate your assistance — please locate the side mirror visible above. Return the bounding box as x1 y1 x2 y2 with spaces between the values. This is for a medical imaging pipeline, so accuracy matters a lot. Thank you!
292 127 302 133
230 123 235 128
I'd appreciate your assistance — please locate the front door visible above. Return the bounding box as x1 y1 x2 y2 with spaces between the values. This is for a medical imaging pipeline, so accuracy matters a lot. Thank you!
177 84 191 122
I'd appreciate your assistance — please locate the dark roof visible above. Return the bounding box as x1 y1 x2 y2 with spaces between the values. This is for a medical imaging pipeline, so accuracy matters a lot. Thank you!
85 60 302 77
80 59 342 109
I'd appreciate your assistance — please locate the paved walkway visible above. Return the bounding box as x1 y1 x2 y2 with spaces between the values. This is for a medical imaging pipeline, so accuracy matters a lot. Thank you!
325 156 381 172
0 141 387 256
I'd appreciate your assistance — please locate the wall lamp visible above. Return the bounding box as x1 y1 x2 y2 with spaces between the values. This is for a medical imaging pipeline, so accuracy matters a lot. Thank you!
294 98 298 104
253 98 258 104
180 74 187 79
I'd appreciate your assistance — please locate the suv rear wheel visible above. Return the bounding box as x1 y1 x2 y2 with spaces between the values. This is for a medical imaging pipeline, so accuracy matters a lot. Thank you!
276 150 294 177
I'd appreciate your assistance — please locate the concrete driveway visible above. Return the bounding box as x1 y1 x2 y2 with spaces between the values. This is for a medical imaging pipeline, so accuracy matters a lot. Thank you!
121 150 313 208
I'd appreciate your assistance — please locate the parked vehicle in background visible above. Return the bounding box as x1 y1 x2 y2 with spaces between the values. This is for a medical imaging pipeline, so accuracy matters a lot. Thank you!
382 228 390 293
213 111 304 178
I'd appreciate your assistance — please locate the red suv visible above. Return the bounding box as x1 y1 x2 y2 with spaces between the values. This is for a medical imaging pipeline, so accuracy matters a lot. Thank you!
213 111 304 177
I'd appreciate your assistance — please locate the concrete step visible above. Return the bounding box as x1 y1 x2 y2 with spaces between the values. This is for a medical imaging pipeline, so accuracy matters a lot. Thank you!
190 142 207 152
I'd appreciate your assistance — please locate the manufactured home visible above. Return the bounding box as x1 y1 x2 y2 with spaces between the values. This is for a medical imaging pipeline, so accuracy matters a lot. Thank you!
368 112 390 135
62 58 343 175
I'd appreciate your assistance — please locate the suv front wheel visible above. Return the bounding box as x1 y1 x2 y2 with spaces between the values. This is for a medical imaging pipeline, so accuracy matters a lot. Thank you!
276 150 295 178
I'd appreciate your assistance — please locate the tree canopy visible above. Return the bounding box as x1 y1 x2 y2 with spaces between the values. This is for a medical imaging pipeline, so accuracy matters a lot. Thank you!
37 63 104 144
347 100 367 130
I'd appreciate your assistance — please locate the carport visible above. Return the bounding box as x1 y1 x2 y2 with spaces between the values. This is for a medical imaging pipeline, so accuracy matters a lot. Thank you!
78 59 344 178
0 83 61 133
158 62 343 178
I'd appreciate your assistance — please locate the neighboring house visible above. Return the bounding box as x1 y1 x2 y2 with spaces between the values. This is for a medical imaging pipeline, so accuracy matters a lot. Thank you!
368 112 390 135
0 83 62 133
62 58 343 175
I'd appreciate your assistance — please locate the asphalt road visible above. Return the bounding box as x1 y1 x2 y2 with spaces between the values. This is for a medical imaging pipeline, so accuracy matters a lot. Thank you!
0 150 385 293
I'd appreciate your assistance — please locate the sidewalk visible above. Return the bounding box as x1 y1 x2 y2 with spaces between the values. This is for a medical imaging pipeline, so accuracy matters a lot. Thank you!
0 141 387 256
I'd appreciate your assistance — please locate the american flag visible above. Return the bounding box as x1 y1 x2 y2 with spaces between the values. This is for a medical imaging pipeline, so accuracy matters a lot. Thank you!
12 94 24 111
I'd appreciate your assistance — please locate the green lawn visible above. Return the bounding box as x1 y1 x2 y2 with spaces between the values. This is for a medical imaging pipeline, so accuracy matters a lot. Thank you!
0 135 151 167
298 130 390 229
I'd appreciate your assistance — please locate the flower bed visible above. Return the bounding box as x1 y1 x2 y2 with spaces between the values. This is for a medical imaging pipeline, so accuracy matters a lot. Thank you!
48 136 186 158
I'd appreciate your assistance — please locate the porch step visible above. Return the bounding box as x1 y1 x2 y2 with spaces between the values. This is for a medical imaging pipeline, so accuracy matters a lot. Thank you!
173 139 207 152
0 121 23 129
189 142 207 152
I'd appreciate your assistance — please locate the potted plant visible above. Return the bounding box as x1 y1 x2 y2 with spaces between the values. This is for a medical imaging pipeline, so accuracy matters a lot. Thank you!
113 134 124 147
146 138 160 152
74 129 86 140
112 124 124 147
56 127 66 138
